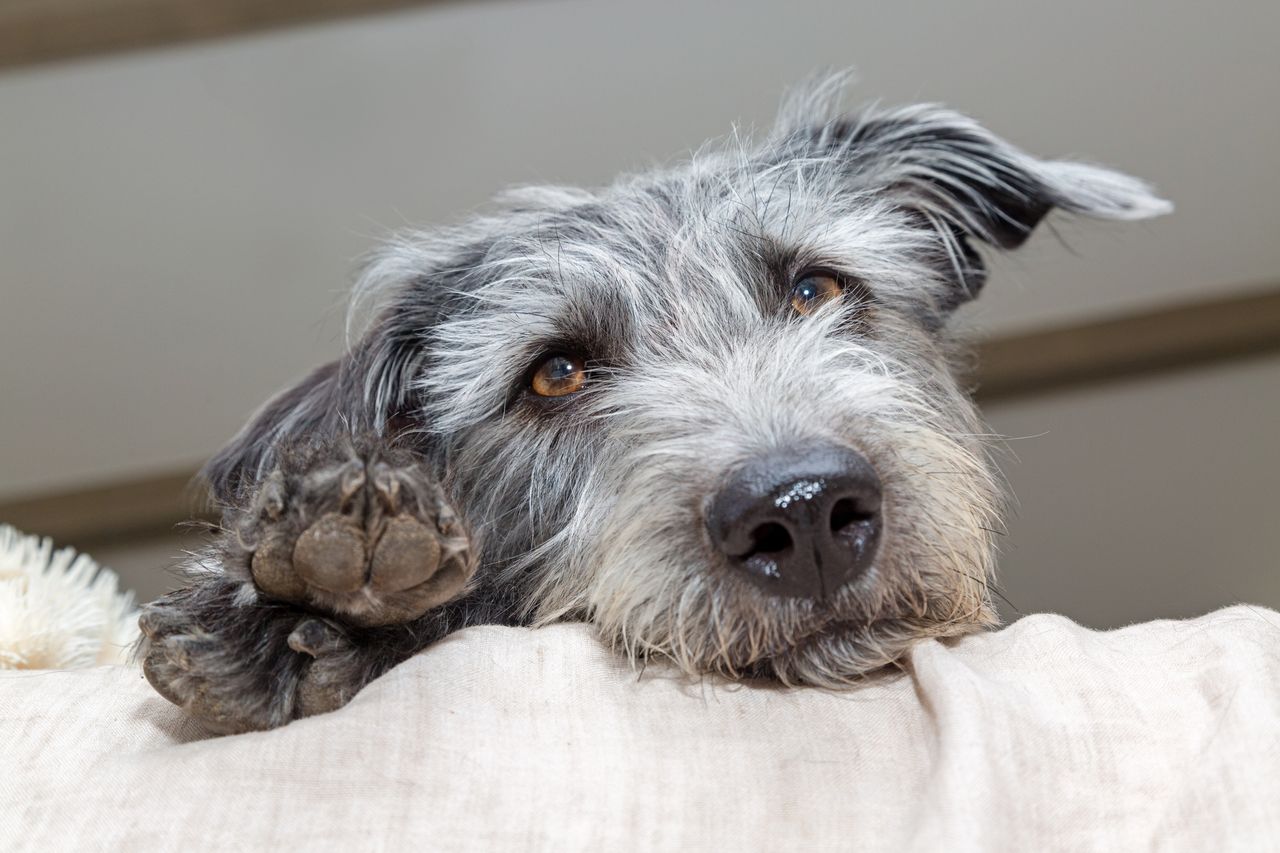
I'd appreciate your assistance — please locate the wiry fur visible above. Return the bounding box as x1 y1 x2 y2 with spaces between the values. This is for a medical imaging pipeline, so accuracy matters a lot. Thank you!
142 75 1169 729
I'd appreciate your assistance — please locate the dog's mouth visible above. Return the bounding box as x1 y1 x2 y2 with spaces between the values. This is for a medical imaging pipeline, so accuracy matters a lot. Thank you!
731 567 1001 684
731 617 878 681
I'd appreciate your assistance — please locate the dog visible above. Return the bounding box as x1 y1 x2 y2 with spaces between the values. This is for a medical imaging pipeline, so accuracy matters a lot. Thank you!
139 75 1169 733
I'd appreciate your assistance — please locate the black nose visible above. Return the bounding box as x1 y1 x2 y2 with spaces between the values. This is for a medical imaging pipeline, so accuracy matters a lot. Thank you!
706 445 883 599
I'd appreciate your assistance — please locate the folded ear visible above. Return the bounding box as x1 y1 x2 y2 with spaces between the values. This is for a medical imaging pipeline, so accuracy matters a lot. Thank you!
202 233 495 503
203 361 344 502
774 88 1172 307
202 332 427 503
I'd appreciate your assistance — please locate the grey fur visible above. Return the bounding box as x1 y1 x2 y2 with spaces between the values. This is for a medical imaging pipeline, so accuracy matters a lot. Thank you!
141 75 1170 730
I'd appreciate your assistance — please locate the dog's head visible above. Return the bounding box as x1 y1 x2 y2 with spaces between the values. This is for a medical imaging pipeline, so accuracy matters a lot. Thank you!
207 78 1169 683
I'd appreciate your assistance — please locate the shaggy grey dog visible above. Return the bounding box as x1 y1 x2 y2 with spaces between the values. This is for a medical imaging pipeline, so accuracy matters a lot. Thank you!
139 77 1169 733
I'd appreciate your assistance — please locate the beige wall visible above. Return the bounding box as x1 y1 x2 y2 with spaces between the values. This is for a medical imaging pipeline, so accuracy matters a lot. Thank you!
986 355 1280 627
94 534 196 603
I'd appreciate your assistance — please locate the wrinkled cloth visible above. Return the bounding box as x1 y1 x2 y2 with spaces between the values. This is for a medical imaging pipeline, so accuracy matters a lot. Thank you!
2 607 1278 851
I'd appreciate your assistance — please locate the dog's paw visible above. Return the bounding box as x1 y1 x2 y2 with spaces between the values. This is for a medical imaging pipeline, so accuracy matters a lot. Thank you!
232 443 473 627
139 589 363 734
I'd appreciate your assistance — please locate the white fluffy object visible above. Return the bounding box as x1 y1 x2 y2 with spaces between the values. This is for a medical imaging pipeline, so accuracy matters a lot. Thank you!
0 524 139 669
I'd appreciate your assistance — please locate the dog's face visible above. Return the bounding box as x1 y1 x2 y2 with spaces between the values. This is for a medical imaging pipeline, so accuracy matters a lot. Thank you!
209 79 1169 684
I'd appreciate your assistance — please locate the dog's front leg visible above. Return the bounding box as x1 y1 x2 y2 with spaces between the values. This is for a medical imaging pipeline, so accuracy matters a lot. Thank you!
138 435 475 733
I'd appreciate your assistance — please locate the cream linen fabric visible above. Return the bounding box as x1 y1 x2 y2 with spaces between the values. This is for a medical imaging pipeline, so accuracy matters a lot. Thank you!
2 606 1279 851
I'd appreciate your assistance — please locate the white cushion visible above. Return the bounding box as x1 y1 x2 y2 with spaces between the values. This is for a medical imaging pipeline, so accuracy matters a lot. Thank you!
3 606 1278 850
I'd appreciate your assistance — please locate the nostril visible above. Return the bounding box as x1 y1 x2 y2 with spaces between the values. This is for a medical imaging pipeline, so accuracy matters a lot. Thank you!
829 497 876 535
746 522 792 558
707 445 883 598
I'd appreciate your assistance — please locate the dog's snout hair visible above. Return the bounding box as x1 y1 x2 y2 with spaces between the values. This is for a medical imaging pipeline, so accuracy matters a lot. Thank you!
204 74 1170 685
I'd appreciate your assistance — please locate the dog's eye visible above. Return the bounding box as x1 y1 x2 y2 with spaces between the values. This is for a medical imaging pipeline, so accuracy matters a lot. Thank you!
530 354 587 397
789 272 843 315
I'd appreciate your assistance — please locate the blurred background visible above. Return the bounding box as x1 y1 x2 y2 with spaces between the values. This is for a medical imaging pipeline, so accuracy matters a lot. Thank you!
1 0 1276 628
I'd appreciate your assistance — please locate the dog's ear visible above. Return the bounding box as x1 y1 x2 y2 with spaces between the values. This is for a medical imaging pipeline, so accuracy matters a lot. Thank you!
202 329 426 503
775 89 1171 307
202 236 487 503
202 361 344 502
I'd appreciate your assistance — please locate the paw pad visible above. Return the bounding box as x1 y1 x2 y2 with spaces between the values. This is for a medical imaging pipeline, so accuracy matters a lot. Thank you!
237 449 473 627
293 514 367 594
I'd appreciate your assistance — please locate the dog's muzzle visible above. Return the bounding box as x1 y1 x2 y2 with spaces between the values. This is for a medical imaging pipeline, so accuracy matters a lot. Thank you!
706 445 882 599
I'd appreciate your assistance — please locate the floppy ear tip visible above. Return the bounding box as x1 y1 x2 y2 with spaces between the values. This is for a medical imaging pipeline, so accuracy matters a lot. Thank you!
1038 160 1174 221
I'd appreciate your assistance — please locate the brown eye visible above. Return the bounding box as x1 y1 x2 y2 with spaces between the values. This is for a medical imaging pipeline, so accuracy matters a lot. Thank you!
530 354 586 397
789 272 843 315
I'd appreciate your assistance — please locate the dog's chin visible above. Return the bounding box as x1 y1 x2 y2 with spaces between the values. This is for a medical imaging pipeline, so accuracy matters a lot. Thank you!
729 593 999 689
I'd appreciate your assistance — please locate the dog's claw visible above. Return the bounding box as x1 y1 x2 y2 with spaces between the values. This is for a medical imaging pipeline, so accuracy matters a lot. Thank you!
138 604 184 640
287 619 344 658
371 461 403 513
337 461 367 507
